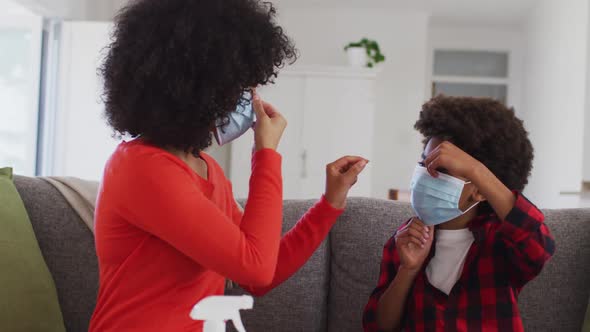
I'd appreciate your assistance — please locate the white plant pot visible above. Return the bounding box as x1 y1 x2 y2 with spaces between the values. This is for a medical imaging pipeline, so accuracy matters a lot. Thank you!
347 47 367 67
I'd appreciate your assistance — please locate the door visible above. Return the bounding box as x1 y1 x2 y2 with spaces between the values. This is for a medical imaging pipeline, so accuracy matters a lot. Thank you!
229 74 306 199
300 76 375 198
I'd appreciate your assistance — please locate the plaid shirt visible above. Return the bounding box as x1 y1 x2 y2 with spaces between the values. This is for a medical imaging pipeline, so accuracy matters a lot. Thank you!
363 193 555 332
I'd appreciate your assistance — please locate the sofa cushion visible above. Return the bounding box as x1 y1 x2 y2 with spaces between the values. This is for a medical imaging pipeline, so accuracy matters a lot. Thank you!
582 297 590 332
327 198 413 332
0 169 66 332
328 198 590 331
227 200 331 332
518 208 590 331
14 176 99 332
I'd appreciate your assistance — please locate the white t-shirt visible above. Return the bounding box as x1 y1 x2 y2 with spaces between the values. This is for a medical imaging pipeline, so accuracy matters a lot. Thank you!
425 228 474 295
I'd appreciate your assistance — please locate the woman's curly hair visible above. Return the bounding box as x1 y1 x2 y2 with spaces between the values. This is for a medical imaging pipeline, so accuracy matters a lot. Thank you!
414 95 534 191
101 0 297 152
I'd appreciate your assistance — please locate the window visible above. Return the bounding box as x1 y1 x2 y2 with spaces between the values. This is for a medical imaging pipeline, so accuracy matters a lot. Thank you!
0 0 43 175
432 50 510 104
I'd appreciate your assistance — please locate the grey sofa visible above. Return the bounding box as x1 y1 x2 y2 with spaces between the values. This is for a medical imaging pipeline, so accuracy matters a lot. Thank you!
13 176 590 332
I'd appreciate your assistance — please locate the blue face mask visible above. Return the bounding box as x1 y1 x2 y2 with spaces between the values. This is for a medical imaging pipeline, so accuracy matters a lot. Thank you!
410 165 478 226
214 92 256 146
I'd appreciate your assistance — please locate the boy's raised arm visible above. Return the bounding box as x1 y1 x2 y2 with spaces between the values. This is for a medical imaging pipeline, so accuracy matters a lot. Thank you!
422 141 516 219
496 194 555 287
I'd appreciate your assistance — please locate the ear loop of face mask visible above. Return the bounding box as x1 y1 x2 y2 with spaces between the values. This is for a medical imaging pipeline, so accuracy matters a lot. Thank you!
461 181 480 214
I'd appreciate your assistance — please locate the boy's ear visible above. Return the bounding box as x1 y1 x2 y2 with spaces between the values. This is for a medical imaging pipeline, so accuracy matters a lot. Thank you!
469 185 487 203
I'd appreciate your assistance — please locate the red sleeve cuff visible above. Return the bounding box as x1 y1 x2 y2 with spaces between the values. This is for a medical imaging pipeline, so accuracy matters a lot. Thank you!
317 195 345 217
498 192 545 240
505 192 544 222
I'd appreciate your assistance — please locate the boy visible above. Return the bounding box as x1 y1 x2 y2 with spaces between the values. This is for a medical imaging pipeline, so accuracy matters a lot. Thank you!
363 96 555 332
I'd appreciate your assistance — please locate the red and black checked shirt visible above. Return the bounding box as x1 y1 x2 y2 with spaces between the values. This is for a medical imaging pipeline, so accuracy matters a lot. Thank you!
362 193 555 332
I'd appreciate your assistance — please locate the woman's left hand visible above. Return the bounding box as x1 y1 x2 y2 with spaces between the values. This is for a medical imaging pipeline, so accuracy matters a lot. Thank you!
324 156 368 209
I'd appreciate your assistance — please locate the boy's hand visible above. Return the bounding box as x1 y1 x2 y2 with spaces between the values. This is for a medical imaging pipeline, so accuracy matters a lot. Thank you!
324 156 368 209
395 218 434 275
422 140 517 219
422 141 483 180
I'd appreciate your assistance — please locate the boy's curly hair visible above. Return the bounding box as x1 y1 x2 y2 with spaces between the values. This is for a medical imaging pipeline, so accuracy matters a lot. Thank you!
414 95 534 191
101 0 297 152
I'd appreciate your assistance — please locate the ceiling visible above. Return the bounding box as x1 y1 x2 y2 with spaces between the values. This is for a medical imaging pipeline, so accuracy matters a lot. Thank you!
429 0 539 25
9 0 541 24
1 0 38 16
12 0 119 20
274 0 540 25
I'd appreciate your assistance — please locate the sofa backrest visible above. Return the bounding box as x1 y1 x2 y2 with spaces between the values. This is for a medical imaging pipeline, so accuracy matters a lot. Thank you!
328 197 590 332
12 177 590 332
14 181 332 332
519 209 590 331
14 176 98 332
227 200 331 332
327 198 414 332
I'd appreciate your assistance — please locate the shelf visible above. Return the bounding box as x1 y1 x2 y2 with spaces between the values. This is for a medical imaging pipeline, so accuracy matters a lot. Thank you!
432 75 509 86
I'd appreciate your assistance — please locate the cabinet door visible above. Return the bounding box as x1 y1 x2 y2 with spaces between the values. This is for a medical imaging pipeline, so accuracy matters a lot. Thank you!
301 77 375 198
229 75 305 199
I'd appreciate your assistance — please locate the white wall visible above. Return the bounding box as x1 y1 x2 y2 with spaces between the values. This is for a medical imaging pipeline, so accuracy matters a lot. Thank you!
15 0 85 18
585 1 590 182
205 143 231 176
53 21 118 180
0 0 43 176
428 22 524 115
86 1 117 21
15 0 117 20
51 21 233 180
277 8 430 198
521 0 589 207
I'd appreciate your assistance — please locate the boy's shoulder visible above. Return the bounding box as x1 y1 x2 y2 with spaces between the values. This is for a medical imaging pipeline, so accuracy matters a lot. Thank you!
471 193 545 233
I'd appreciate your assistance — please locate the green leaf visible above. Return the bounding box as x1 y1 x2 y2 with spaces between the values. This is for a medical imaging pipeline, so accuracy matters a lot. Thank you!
344 38 386 66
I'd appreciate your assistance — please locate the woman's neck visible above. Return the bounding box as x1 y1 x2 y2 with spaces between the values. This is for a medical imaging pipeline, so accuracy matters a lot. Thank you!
167 148 208 181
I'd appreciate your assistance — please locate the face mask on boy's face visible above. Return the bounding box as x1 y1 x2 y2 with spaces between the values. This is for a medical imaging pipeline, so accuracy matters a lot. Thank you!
213 92 256 146
410 165 479 226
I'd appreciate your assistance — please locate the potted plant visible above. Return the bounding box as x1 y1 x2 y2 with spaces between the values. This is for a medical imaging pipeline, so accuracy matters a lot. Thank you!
344 38 386 68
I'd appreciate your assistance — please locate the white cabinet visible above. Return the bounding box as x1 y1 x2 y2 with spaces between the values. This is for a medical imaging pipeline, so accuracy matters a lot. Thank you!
229 66 377 199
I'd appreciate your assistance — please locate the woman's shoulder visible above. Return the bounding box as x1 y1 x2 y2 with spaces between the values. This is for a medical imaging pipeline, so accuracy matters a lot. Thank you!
105 140 231 191
106 139 191 178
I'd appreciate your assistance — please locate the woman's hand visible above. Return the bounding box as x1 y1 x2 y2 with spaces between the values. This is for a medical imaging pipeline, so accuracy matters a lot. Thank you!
324 156 368 209
395 218 433 275
422 141 483 180
252 93 287 151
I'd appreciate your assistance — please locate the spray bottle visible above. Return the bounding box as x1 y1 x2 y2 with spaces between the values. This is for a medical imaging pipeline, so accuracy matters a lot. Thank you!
190 295 254 332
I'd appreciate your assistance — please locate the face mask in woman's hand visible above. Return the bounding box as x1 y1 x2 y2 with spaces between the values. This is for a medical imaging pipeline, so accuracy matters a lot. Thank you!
214 92 256 146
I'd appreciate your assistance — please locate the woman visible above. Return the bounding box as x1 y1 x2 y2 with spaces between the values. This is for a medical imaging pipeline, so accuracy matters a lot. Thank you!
89 0 368 331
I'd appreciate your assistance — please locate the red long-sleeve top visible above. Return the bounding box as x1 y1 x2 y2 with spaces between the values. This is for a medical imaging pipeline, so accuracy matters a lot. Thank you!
89 139 343 331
